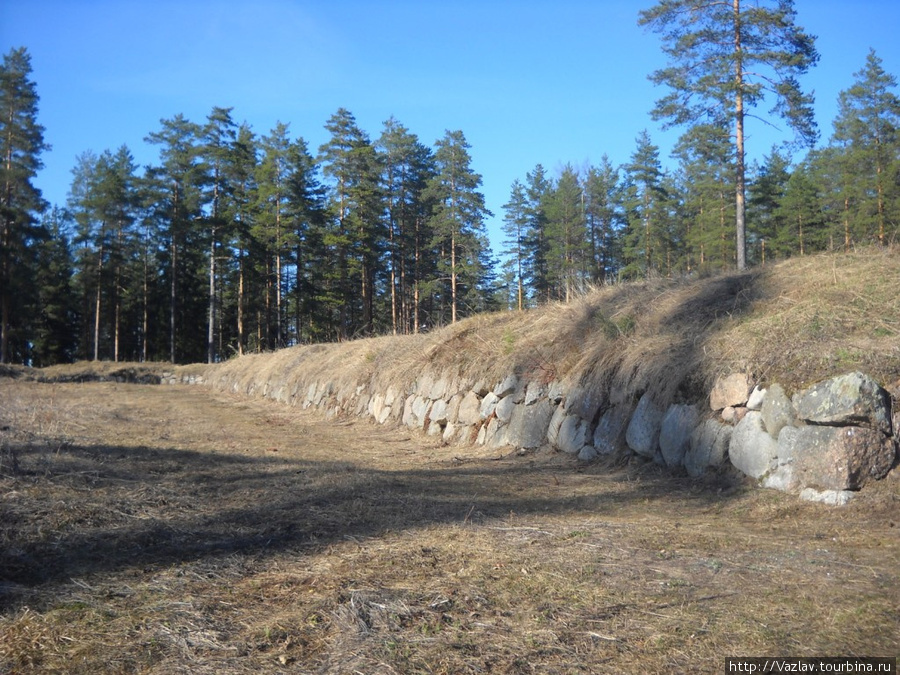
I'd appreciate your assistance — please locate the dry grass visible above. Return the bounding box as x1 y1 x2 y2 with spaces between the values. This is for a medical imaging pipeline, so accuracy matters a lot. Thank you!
1 381 898 674
198 248 900 417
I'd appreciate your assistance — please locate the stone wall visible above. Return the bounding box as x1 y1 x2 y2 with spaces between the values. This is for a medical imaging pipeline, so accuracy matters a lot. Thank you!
193 363 898 506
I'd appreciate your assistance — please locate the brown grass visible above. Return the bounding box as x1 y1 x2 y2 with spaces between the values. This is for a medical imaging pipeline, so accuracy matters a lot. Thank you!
2 381 898 674
197 248 900 416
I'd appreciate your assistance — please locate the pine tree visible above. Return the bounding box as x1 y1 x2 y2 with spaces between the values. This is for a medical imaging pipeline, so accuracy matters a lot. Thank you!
831 50 900 247
672 123 735 271
199 107 239 362
377 118 435 334
583 156 624 283
69 147 140 361
426 130 492 325
545 165 586 302
318 108 384 338
639 0 819 270
622 131 667 279
145 114 206 363
748 148 791 262
32 207 78 365
0 47 49 363
523 164 552 303
501 179 529 311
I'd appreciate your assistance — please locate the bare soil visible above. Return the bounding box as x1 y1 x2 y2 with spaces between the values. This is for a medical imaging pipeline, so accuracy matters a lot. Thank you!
1 381 898 674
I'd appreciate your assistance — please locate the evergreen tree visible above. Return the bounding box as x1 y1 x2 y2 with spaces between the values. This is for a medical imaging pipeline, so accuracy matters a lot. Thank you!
145 114 206 363
831 50 900 247
622 130 667 279
639 0 819 270
69 146 140 361
377 118 435 334
255 121 295 350
673 123 735 272
199 107 238 362
523 164 552 303
228 123 259 356
318 108 384 338
545 165 586 301
284 135 325 344
0 47 49 363
748 148 792 262
583 156 624 283
776 162 824 255
426 130 492 325
32 207 78 365
501 179 529 311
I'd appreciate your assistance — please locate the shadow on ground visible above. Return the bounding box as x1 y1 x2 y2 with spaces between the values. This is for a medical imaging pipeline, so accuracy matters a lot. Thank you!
0 435 744 600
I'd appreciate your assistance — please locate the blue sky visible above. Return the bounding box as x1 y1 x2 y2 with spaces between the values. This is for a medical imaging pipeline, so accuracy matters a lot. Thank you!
2 0 899 252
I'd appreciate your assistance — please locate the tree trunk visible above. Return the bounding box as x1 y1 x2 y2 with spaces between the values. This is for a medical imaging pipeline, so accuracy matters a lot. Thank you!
733 0 747 270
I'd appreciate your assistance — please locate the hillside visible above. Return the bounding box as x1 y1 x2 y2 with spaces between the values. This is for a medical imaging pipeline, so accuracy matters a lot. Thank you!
195 248 900 410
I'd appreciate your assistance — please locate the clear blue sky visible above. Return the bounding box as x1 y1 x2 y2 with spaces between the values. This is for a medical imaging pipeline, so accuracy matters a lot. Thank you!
2 0 899 252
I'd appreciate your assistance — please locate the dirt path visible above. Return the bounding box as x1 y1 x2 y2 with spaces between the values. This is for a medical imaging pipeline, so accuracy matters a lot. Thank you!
1 382 898 674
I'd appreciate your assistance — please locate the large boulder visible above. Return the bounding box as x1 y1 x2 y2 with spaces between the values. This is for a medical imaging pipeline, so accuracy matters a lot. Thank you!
659 404 699 468
685 419 732 477
792 372 892 435
506 398 554 449
593 404 633 455
457 391 482 426
761 383 794 438
730 411 778 478
789 425 895 491
710 373 750 411
626 393 664 458
555 414 588 454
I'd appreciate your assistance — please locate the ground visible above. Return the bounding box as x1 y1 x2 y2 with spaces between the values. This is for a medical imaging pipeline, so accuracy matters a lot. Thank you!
1 381 898 674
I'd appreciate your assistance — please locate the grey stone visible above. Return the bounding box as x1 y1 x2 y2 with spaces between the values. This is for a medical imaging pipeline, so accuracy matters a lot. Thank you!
685 419 732 477
494 374 519 398
556 415 588 454
480 392 501 420
523 382 546 406
402 396 417 427
730 411 778 479
446 393 463 424
747 385 766 411
416 373 434 397
625 393 665 458
547 403 567 447
369 392 385 420
429 399 450 425
792 372 892 435
457 391 482 426
761 384 794 438
710 373 750 411
578 445 598 462
412 395 430 428
659 404 700 468
429 376 450 401
506 399 553 449
593 404 633 455
548 381 565 404
799 487 854 506
495 396 517 424
761 464 794 492
567 386 605 425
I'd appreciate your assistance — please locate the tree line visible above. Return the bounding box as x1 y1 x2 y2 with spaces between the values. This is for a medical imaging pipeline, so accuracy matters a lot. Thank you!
499 47 899 306
2 1 899 366
3 54 497 364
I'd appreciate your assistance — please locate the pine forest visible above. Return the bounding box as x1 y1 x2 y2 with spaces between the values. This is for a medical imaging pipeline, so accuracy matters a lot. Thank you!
2 2 899 366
